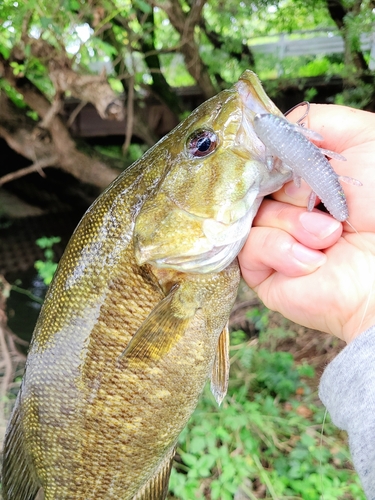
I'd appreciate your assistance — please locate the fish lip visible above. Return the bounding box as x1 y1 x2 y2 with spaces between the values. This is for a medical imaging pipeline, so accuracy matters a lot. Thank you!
235 70 282 116
139 237 248 274
233 81 272 162
235 80 271 117
234 71 284 161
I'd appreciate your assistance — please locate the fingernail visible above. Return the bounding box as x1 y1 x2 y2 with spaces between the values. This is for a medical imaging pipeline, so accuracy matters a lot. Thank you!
292 243 327 267
300 212 341 239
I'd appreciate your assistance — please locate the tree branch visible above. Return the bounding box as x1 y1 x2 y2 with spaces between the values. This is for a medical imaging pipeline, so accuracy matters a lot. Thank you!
0 276 26 431
0 66 119 189
134 7 184 116
122 74 135 155
326 0 346 30
95 12 159 146
151 0 217 98
200 19 255 66
0 156 59 187
325 0 368 72
14 37 124 121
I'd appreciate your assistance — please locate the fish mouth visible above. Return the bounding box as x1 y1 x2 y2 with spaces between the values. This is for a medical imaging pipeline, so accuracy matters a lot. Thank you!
236 81 273 117
140 237 245 274
233 71 284 162
135 197 263 274
135 71 291 275
235 70 282 118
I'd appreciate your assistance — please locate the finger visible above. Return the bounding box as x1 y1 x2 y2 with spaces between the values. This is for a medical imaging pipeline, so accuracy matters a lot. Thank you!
287 103 375 152
285 105 375 230
270 179 316 208
238 225 327 290
269 104 372 217
253 199 343 249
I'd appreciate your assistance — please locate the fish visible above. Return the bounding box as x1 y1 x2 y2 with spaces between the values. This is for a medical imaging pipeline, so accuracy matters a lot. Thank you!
2 71 341 500
253 112 362 222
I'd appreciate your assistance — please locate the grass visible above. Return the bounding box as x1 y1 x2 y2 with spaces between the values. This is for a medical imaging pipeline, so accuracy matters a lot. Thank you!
168 312 364 500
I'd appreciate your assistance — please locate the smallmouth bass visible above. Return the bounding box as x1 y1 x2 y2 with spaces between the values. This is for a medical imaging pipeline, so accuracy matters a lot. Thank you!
3 71 294 499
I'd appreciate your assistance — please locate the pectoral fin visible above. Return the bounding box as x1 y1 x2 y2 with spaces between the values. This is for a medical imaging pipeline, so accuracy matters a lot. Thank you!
2 393 41 500
133 447 175 500
210 323 230 405
120 285 194 365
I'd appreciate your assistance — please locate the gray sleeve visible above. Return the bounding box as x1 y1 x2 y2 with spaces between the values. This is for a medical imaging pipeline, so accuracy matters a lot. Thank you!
319 326 375 499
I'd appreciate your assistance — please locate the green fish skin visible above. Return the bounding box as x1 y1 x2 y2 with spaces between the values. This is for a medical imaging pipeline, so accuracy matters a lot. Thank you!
2 71 292 500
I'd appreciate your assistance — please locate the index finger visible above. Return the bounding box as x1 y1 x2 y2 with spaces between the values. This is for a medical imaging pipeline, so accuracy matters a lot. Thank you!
270 104 375 229
289 103 375 152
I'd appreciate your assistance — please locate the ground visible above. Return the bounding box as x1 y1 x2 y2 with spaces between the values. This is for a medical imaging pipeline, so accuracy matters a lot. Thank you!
231 280 345 379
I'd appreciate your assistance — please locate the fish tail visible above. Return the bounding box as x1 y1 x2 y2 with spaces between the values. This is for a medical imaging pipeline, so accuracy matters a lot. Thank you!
2 393 41 500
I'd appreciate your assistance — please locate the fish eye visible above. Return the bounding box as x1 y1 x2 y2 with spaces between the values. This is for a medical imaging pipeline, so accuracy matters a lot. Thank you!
187 129 218 158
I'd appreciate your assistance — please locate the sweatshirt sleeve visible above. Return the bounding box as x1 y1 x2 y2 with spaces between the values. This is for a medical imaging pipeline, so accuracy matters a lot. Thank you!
319 326 375 499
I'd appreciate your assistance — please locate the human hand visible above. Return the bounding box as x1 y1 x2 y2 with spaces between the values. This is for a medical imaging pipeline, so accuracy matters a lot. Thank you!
239 104 375 344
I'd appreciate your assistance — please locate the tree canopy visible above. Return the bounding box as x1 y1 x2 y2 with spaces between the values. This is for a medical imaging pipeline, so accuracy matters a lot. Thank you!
1 0 375 189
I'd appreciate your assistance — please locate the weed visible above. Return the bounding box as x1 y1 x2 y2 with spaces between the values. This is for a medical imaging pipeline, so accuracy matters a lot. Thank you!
34 236 61 285
168 314 364 500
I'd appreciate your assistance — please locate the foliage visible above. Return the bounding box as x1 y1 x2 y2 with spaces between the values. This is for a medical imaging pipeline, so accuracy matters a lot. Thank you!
34 236 61 285
335 83 375 109
0 0 375 195
94 142 148 165
168 322 364 500
1 0 375 130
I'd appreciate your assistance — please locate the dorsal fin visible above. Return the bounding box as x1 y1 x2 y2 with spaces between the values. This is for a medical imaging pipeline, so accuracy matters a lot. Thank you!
132 447 175 500
2 392 41 500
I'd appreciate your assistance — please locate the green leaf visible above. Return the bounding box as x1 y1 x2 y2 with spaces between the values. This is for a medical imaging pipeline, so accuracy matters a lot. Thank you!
134 0 152 14
69 0 81 10
180 452 197 468
196 454 216 475
298 363 315 378
215 426 231 443
40 16 52 29
189 435 207 454
36 236 61 249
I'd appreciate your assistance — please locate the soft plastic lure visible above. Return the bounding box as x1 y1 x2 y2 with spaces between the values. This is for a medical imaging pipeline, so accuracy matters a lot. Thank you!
253 113 361 222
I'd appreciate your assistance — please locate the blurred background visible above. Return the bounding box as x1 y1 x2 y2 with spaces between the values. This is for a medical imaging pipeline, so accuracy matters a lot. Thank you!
0 0 373 498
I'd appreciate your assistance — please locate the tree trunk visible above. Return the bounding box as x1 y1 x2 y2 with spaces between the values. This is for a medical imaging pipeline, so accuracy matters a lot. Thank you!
152 0 217 98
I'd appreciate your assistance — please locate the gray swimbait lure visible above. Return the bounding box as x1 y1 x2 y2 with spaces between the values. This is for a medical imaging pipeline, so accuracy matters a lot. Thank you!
253 113 361 222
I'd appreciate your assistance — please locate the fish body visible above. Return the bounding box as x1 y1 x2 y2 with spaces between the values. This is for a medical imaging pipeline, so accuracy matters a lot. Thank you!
2 72 304 500
253 113 350 221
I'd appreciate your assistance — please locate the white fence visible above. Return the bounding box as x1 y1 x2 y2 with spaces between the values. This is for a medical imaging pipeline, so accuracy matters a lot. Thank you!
249 30 375 70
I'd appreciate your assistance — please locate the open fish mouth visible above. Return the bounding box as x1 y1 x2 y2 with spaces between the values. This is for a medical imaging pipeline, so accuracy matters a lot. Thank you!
134 71 293 275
